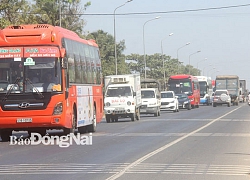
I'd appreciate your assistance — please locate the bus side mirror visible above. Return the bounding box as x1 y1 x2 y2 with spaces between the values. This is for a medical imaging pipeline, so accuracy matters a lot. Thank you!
61 57 68 69
61 48 66 57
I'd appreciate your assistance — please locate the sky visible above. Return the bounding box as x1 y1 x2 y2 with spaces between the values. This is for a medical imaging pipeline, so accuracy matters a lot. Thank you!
82 0 250 89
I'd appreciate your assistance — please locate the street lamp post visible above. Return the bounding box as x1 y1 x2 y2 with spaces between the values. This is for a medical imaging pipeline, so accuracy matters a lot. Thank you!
197 58 207 69
203 64 212 76
177 42 191 60
161 33 174 90
207 67 215 77
114 0 132 75
188 50 201 74
143 16 160 79
211 70 219 79
197 58 207 76
177 42 190 74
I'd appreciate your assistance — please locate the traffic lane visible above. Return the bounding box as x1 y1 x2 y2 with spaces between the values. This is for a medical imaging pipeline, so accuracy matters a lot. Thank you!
163 103 244 121
0 115 210 165
0 105 242 180
111 105 250 180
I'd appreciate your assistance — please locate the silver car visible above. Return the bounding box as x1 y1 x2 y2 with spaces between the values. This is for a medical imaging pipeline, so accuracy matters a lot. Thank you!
213 90 231 107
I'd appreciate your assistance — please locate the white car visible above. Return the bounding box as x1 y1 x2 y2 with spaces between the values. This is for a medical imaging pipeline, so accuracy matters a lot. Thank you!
140 88 161 117
213 90 231 107
160 91 179 112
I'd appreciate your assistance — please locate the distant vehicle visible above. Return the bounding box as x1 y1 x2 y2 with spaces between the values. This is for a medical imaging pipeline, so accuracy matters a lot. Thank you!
248 93 250 106
239 80 247 103
195 76 213 105
176 93 191 110
104 74 141 122
168 74 200 108
140 88 161 117
213 90 231 107
210 92 215 104
160 91 179 112
215 75 239 106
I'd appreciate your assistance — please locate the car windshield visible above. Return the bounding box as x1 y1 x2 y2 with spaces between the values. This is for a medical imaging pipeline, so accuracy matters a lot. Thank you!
141 90 155 98
215 91 227 95
176 94 187 99
161 92 173 98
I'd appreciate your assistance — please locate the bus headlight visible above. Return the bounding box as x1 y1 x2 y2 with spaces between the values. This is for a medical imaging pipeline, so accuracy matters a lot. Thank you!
53 102 63 115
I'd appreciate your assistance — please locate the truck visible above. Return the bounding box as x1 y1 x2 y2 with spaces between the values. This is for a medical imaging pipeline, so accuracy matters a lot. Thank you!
195 76 213 105
140 79 161 116
104 74 141 123
215 75 240 105
239 80 247 103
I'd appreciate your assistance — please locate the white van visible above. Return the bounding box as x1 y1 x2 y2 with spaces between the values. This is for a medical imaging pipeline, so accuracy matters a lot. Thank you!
140 88 161 117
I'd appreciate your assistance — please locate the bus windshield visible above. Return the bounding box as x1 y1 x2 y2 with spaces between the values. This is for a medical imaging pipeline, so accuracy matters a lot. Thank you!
168 79 192 94
199 81 207 96
0 57 62 94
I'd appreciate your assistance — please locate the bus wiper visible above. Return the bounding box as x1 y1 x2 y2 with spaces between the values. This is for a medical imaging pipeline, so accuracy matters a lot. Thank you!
26 78 44 99
2 77 21 102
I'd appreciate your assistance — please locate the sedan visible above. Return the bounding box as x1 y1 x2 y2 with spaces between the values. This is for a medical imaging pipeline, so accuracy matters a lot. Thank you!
176 93 191 110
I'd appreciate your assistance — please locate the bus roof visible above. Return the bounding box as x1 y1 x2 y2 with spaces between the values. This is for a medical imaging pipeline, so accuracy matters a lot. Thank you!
194 76 211 82
0 24 98 47
169 74 197 80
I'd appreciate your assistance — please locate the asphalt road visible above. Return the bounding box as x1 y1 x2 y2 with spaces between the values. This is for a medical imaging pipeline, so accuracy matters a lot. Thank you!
1 103 250 180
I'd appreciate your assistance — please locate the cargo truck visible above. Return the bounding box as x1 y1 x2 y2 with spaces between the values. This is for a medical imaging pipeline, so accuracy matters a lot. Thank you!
104 74 141 123
215 75 239 105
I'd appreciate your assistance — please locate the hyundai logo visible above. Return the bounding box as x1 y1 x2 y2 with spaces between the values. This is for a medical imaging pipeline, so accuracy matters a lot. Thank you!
18 102 30 109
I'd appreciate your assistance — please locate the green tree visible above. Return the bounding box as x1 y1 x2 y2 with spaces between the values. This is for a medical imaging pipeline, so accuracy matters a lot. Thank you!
0 0 90 33
86 30 129 77
31 0 90 35
0 0 34 28
126 53 144 74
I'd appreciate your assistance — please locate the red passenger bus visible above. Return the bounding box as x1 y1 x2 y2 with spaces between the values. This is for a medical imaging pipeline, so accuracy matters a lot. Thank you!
0 24 103 141
167 74 200 108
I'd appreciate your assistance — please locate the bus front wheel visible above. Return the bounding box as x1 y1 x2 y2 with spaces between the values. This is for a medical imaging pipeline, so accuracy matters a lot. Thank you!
63 109 76 135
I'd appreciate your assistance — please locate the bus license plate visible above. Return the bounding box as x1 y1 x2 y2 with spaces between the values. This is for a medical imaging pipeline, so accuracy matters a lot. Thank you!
17 118 32 123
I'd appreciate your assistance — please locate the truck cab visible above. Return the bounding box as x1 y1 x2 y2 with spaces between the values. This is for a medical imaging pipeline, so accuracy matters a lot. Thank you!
104 74 141 123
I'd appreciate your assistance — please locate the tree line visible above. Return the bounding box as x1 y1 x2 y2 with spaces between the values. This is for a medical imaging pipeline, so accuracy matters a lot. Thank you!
0 0 200 88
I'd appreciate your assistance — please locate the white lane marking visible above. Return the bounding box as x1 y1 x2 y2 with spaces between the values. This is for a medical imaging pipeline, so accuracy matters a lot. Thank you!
0 163 249 175
94 132 250 137
106 106 242 180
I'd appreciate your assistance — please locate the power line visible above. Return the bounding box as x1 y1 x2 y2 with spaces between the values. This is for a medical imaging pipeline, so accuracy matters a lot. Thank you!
80 3 250 16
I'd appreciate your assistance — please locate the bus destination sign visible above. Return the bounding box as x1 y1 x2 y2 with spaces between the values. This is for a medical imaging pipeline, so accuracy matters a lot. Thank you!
24 47 60 57
0 47 22 58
